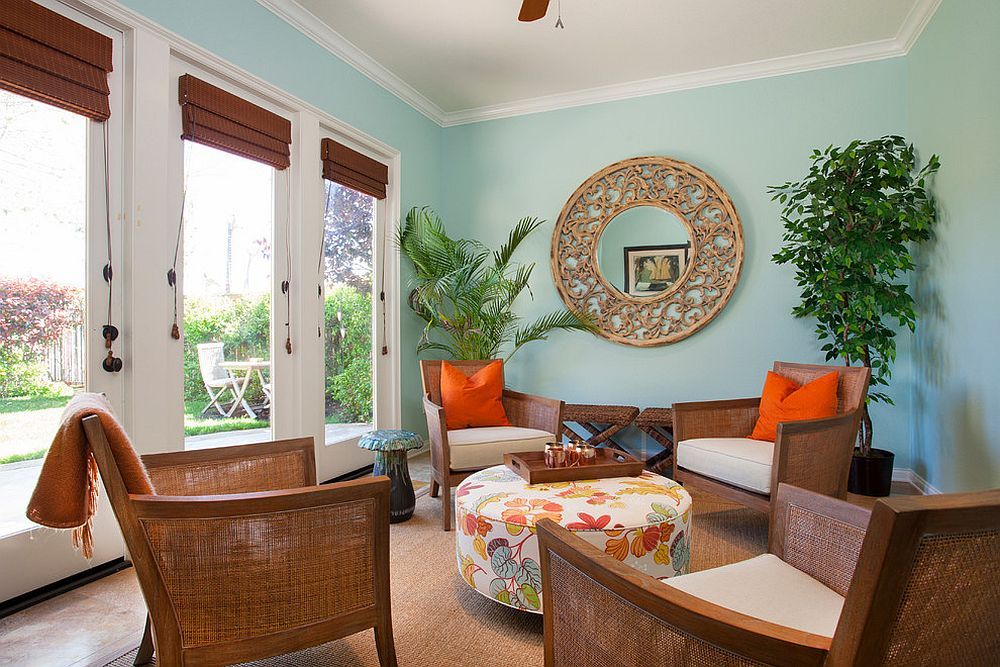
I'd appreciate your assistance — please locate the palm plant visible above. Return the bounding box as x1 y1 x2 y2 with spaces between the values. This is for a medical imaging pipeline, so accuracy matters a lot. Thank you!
398 206 593 360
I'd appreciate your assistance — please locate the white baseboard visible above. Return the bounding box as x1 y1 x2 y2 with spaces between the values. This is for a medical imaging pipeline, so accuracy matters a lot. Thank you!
892 468 942 495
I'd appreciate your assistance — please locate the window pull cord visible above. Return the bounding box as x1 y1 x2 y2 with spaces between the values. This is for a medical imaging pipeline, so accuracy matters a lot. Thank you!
100 122 122 372
167 189 186 339
318 182 332 338
379 216 390 356
283 181 292 354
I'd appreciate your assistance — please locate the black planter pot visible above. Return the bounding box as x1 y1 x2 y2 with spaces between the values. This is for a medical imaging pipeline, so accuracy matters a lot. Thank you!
848 448 895 497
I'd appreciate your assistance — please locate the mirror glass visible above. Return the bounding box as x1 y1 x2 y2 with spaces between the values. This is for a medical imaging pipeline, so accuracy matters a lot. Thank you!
597 206 691 296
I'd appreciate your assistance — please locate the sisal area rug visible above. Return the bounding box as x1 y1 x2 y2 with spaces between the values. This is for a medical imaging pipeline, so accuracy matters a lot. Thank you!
103 487 766 667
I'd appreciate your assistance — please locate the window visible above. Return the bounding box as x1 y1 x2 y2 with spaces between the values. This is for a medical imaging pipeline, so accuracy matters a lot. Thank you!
321 180 376 444
0 89 88 537
181 141 275 449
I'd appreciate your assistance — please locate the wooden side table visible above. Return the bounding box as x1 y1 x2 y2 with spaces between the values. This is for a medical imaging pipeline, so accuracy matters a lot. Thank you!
561 403 639 450
635 407 675 474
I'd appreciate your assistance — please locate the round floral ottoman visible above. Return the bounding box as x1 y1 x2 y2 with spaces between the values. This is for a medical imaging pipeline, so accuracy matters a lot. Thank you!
455 465 692 613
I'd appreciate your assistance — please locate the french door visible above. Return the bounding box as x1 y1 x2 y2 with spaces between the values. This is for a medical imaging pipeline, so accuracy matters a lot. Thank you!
0 5 125 602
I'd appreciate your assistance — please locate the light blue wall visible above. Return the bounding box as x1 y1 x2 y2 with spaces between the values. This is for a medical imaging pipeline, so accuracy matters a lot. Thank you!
907 0 1000 491
117 0 1000 488
441 60 913 464
117 0 441 434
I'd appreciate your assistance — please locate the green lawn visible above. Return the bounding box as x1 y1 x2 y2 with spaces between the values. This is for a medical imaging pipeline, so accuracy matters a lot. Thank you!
0 391 72 464
184 400 268 437
0 393 71 414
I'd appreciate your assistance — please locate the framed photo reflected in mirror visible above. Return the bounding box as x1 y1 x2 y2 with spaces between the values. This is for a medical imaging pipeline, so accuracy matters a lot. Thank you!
624 243 690 297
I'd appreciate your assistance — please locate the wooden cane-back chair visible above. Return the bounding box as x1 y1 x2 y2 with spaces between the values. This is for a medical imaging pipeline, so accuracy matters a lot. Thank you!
83 416 397 667
538 483 1000 666
420 359 563 530
673 362 871 519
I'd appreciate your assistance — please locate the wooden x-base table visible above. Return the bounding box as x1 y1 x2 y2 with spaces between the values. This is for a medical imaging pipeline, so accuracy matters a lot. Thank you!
561 404 675 474
634 407 675 475
561 403 640 450
218 359 271 419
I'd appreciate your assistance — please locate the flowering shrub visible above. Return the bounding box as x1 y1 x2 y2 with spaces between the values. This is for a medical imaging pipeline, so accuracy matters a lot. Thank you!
0 278 83 352
0 278 82 397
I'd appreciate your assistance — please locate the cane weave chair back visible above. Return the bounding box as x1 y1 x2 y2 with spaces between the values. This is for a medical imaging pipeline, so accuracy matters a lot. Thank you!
539 485 1000 666
827 488 1000 665
83 416 396 667
420 359 498 406
771 362 870 416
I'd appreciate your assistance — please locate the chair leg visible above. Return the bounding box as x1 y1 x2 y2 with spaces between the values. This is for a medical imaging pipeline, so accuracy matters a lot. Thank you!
375 623 398 667
200 386 227 417
430 479 440 498
134 615 154 666
441 481 452 531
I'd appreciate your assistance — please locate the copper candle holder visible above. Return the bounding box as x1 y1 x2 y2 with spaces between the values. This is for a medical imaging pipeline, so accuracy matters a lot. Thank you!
565 441 583 467
544 442 566 468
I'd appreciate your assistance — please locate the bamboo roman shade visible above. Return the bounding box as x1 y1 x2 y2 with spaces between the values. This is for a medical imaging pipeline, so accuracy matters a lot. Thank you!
0 0 113 120
321 138 388 199
178 74 292 169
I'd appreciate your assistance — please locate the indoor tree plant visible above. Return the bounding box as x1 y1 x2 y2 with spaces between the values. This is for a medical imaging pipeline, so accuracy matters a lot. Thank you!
769 135 939 496
398 206 593 360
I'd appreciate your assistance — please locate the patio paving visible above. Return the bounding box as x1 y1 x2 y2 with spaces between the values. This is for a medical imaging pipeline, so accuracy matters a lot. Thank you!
184 422 372 449
0 459 42 536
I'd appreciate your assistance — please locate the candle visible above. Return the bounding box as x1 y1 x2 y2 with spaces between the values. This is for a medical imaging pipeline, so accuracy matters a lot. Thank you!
544 442 566 468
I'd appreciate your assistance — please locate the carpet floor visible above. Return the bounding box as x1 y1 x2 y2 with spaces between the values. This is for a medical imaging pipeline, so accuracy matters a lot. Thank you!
103 487 766 666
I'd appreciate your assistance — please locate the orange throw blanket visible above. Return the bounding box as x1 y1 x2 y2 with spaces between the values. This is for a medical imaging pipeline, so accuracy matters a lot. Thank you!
26 393 153 558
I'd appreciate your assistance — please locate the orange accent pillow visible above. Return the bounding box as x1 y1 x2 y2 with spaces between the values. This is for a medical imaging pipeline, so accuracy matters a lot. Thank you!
440 360 512 430
750 371 839 442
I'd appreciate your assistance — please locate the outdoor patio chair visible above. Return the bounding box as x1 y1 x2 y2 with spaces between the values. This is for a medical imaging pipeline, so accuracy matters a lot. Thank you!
537 483 1000 666
196 342 239 417
83 414 397 667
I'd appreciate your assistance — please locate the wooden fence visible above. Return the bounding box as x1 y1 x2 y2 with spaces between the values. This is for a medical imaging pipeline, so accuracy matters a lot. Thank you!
45 324 85 386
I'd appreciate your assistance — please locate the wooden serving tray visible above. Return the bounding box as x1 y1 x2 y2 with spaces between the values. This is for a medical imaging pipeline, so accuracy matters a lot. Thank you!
504 449 644 484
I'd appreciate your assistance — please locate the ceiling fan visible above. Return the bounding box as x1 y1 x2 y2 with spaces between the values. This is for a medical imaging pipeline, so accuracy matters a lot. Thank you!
517 0 551 22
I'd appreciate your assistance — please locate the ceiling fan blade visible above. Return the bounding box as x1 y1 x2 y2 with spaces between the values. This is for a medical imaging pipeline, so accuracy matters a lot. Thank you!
518 0 550 22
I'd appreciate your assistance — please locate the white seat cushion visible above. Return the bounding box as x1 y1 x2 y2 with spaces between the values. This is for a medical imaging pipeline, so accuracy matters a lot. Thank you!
662 554 844 637
447 426 552 471
677 437 774 494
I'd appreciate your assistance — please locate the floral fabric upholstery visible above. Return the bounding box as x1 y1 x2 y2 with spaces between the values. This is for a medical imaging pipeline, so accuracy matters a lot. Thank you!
455 465 693 613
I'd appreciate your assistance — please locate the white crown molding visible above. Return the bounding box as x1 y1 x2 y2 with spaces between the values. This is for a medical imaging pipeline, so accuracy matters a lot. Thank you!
256 0 448 126
442 38 907 126
897 0 944 52
260 0 942 128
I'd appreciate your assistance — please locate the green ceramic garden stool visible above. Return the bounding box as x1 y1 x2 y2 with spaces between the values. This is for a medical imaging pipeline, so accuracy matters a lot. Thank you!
358 429 424 523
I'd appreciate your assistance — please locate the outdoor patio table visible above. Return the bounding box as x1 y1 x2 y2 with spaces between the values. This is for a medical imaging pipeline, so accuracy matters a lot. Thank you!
218 359 270 419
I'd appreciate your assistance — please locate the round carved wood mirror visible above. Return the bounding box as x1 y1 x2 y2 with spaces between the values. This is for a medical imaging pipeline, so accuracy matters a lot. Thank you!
551 156 744 346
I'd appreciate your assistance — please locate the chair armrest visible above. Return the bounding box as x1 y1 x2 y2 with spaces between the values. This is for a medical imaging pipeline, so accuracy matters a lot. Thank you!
769 483 871 597
423 394 450 472
503 389 563 435
129 478 390 661
537 518 831 666
141 437 316 495
771 410 863 501
672 397 761 442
